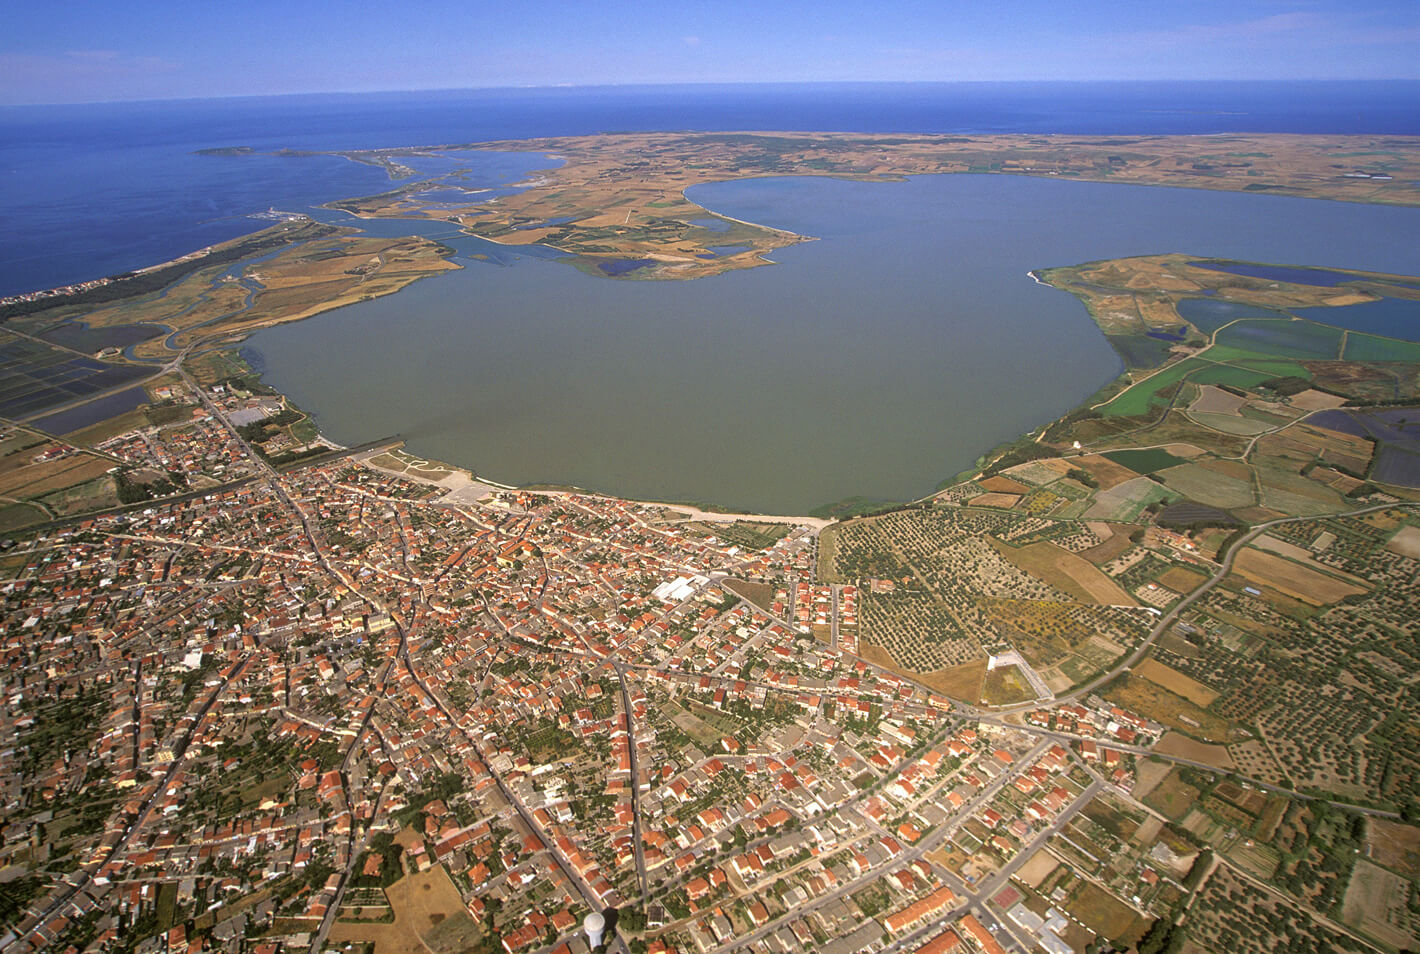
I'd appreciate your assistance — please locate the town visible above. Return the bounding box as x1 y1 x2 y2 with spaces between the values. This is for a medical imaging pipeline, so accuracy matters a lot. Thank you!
3 358 1414 954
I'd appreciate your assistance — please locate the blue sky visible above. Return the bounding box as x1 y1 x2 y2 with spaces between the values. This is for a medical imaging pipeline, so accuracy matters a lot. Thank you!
3 0 1418 104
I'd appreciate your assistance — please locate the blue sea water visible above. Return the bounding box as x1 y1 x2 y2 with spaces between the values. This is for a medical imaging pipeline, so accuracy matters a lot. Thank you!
4 81 1420 298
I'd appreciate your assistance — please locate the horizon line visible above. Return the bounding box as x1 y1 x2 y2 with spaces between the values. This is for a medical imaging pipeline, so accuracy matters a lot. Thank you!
6 76 1420 110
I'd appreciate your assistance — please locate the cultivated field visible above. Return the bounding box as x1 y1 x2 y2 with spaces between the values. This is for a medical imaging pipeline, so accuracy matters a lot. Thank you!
989 538 1135 605
1152 732 1236 769
1366 818 1420 882
1134 658 1219 707
1341 859 1419 951
1231 547 1369 605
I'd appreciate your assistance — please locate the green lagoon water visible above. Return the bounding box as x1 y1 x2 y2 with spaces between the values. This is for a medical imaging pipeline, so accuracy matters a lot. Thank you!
247 174 1420 514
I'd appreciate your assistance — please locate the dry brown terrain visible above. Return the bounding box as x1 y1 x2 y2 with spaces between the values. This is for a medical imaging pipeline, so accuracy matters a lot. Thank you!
968 492 1021 509
1152 732 1236 769
1289 388 1349 411
1231 547 1369 605
1105 674 1233 742
1134 658 1219 707
979 475 1032 495
1070 455 1140 491
915 658 989 700
988 538 1135 605
1386 524 1420 559
13 223 457 366
330 865 482 954
1156 566 1209 596
1341 859 1419 951
1367 819 1420 881
0 448 113 499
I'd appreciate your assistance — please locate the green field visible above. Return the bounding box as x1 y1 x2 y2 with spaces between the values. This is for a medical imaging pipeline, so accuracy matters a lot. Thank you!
1342 332 1420 363
1104 448 1190 474
1100 334 1324 418
1099 358 1207 417
1188 364 1281 389
1200 345 1314 379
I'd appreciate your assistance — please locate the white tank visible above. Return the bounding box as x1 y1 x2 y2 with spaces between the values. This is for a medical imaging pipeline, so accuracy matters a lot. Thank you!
583 911 606 949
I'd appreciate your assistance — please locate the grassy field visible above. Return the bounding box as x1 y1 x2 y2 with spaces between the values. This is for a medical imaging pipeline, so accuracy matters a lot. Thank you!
187 348 253 386
1366 818 1420 881
1215 319 1345 360
723 578 774 612
1134 657 1219 707
1085 477 1176 523
1156 462 1255 509
63 407 151 444
0 434 111 498
1341 859 1420 951
988 538 1135 605
1098 341 1324 419
981 664 1036 706
1152 732 1237 769
1142 766 1202 820
694 520 792 550
1103 448 1190 474
1099 360 1205 417
816 524 841 583
1343 331 1420 363
1188 363 1283 390
1102 673 1234 742
1065 880 1148 942
0 501 48 532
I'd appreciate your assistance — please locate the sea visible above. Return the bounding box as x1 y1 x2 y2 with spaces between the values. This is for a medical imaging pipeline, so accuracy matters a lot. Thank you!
4 82 1420 511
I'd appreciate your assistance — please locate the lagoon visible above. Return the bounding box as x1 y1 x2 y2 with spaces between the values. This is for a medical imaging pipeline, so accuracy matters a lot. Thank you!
247 173 1420 514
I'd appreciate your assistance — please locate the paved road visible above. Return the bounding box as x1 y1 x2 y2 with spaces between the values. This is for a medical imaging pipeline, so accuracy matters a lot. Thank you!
614 660 651 902
393 622 635 954
882 779 1103 954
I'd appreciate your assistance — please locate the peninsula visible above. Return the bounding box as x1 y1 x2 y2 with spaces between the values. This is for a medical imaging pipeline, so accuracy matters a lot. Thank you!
322 131 1420 279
